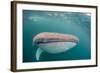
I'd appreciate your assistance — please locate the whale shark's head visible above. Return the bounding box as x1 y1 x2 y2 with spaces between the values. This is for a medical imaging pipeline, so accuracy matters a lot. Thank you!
33 32 79 61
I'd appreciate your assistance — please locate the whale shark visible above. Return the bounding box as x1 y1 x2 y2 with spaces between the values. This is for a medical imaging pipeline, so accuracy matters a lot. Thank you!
33 32 79 61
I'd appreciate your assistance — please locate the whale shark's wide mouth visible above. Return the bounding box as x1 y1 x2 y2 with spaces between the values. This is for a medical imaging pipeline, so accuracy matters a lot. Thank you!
35 38 78 45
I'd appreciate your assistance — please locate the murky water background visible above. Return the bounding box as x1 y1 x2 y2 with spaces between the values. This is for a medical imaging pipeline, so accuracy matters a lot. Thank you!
23 10 91 62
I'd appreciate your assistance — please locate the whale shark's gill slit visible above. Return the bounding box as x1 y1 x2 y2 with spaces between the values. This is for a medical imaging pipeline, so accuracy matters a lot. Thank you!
36 48 43 61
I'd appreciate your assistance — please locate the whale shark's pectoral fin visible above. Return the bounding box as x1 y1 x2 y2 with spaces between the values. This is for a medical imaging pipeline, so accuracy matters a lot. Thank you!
36 48 43 61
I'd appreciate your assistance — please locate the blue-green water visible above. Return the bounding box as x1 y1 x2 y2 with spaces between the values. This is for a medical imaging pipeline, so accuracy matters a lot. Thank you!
23 10 91 62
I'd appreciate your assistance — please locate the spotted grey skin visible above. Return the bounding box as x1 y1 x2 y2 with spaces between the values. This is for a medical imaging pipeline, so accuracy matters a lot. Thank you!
33 32 79 61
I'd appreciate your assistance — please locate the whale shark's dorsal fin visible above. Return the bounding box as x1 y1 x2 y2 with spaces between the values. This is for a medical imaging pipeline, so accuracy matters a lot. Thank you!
36 48 43 61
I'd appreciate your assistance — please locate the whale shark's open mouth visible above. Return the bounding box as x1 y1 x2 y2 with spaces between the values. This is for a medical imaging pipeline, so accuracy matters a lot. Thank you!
35 38 78 45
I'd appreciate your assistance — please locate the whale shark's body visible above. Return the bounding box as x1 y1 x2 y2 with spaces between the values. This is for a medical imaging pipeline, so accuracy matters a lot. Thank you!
33 32 79 61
